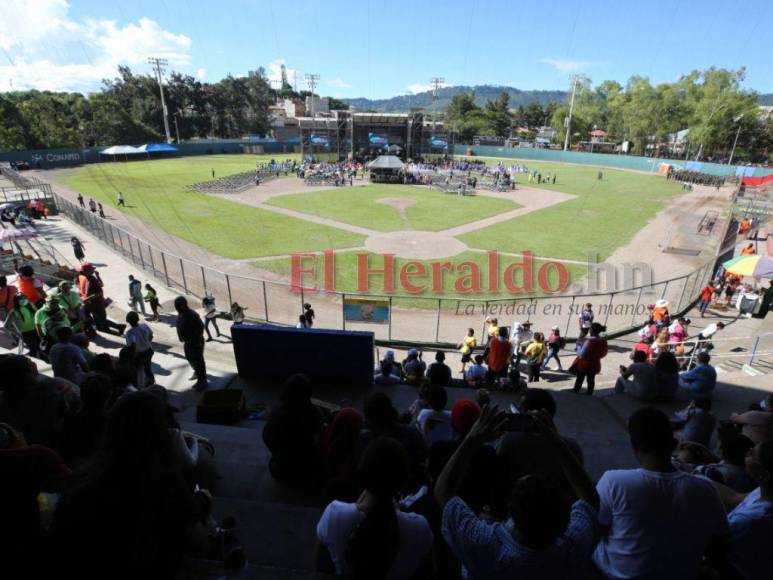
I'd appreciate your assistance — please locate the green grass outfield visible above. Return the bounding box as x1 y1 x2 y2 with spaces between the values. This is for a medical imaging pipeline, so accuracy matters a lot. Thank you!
60 154 365 259
59 153 683 298
455 156 682 261
265 184 519 232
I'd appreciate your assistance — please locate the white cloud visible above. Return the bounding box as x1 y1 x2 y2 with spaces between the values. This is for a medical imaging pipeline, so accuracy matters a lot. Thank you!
540 58 603 73
196 67 206 80
327 77 351 89
407 81 450 94
0 0 195 92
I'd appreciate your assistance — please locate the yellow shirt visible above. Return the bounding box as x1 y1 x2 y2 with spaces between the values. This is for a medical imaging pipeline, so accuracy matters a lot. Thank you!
525 341 547 364
487 324 499 339
460 335 477 355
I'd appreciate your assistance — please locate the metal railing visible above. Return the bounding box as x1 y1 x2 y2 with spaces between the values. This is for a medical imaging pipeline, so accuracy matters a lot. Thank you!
51 189 722 346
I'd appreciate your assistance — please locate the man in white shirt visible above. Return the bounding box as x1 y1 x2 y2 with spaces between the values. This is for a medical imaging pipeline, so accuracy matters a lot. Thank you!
511 321 533 370
125 311 155 387
593 407 729 579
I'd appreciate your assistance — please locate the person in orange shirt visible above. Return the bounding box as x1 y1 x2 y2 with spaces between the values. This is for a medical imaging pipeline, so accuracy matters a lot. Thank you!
740 243 756 256
738 218 751 235
651 299 670 327
698 282 716 317
16 265 46 307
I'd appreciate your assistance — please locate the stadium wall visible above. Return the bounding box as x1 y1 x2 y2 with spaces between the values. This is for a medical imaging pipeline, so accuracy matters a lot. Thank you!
456 144 773 177
0 138 301 169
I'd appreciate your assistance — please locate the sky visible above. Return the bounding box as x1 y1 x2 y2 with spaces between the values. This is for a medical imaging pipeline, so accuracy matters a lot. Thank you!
1 0 772 98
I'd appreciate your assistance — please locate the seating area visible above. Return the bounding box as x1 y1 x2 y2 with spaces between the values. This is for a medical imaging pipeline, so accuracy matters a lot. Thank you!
188 170 277 194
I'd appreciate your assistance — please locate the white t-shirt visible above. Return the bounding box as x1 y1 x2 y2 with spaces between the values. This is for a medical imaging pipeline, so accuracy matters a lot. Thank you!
126 323 153 353
699 323 719 339
317 501 433 579
416 409 453 444
593 468 729 580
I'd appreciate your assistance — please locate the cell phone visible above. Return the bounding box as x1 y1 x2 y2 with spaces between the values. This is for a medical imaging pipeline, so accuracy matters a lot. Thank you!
194 483 200 493
502 412 536 432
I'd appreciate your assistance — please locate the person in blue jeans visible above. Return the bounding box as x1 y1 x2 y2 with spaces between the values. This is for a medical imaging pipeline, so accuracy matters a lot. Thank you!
542 326 565 371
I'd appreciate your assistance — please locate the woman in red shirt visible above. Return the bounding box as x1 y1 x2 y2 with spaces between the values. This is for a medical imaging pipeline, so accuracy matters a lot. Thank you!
573 323 608 395
486 326 513 379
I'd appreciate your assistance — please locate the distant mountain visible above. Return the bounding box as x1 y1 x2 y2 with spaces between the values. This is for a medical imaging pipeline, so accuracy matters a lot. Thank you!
759 93 773 106
341 85 567 112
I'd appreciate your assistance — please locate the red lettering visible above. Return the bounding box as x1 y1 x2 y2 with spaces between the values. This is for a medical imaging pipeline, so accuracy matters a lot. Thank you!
290 253 318 292
503 252 534 294
454 261 482 294
431 262 453 293
538 261 570 294
399 261 427 294
323 249 335 292
357 253 395 292
488 250 499 293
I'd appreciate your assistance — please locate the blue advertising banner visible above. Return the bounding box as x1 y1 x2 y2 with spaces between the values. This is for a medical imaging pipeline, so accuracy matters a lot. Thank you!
310 134 330 146
368 133 389 146
430 137 449 149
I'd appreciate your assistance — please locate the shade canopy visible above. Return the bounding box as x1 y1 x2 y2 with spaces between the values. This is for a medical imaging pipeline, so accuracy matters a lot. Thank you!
137 143 178 152
723 255 773 279
368 155 405 170
100 145 142 155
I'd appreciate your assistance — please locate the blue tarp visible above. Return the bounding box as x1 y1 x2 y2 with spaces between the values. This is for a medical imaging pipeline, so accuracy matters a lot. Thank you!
138 143 178 152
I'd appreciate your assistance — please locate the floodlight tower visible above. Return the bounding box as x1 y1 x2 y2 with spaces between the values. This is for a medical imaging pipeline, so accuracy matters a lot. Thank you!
305 73 320 117
148 57 172 144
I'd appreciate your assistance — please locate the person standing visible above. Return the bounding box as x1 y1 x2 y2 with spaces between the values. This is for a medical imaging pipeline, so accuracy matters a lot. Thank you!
458 328 477 375
70 237 85 262
175 296 207 390
77 193 85 208
117 192 125 207
754 280 773 319
525 332 547 382
88 198 97 213
125 311 155 388
7 293 40 358
202 293 221 341
698 282 716 317
542 326 566 371
127 275 145 315
578 303 594 339
79 264 125 336
573 323 608 395
144 284 160 322
303 302 315 328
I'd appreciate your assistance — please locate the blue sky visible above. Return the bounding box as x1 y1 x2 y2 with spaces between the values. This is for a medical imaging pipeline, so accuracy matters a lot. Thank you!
1 0 771 97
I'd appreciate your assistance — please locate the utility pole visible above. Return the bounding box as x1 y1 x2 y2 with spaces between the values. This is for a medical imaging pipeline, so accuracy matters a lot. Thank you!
727 115 744 166
305 73 320 117
430 77 444 131
173 113 181 144
148 57 172 144
563 74 579 152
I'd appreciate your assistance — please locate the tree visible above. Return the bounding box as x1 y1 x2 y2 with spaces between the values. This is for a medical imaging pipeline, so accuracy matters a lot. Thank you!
327 97 350 111
0 95 30 150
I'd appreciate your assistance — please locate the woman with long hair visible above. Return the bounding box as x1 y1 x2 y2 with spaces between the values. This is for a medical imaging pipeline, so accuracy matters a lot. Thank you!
317 437 433 579
654 350 680 399
50 391 210 578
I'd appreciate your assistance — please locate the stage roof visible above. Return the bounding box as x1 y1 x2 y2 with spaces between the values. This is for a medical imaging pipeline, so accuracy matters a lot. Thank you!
368 155 405 169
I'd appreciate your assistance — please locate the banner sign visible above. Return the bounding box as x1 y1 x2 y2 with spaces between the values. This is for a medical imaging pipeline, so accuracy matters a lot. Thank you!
309 134 330 146
343 297 389 323
430 137 449 149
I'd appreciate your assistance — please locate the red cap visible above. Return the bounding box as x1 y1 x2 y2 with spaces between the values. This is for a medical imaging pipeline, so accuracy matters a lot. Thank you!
451 399 481 436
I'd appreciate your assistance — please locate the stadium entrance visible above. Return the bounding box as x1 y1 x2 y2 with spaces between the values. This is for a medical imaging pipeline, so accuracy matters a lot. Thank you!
299 111 453 162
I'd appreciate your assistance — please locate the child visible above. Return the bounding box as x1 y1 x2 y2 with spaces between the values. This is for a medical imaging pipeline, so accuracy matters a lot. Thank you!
144 283 160 322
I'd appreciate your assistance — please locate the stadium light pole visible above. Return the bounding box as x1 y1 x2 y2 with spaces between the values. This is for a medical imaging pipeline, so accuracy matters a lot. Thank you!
430 77 445 132
148 57 172 144
563 74 581 152
727 114 744 166
305 74 320 117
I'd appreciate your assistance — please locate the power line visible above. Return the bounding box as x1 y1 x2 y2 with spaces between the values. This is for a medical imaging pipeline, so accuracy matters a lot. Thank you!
148 57 173 144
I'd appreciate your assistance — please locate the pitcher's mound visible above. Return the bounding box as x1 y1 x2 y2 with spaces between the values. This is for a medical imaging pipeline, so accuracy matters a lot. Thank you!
364 231 468 259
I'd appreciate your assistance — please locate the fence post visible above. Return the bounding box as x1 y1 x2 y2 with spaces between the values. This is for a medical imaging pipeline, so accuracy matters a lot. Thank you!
201 266 207 293
748 336 761 367
342 293 346 331
564 296 576 338
481 301 489 339
161 253 170 287
435 299 441 342
128 235 136 263
225 274 233 311
149 247 155 276
137 239 145 270
262 281 269 321
659 280 670 301
603 293 614 327
388 296 392 340
180 258 188 294
630 286 644 326
675 276 688 313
